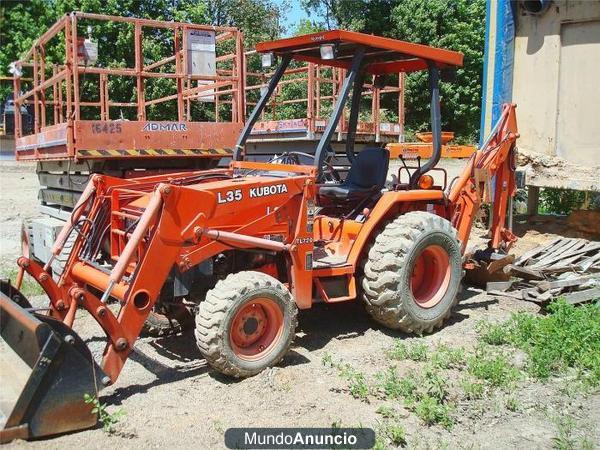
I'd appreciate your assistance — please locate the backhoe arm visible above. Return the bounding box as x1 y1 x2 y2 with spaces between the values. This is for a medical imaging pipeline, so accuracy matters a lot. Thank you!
448 103 519 253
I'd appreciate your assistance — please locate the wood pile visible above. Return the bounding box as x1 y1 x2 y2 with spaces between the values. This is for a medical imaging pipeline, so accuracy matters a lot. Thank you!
486 238 600 305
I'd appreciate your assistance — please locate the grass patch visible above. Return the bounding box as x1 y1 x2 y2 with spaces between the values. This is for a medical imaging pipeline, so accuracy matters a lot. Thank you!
430 344 466 370
388 341 428 362
479 300 600 385
375 405 396 419
322 353 370 402
382 422 407 447
460 377 485 400
0 267 45 297
505 396 520 412
376 366 454 429
467 347 519 387
388 341 466 370
83 394 125 433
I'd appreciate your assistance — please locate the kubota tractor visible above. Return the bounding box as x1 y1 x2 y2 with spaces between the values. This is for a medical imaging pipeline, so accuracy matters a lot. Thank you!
0 30 519 441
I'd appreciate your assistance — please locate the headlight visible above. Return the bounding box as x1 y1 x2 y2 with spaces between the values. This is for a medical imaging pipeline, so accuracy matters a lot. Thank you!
319 43 337 60
261 52 275 68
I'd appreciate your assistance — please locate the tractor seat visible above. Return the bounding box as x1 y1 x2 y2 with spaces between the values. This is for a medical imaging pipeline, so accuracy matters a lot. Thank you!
318 147 389 204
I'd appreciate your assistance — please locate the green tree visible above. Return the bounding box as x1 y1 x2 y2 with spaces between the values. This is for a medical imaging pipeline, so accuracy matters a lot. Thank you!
0 0 286 119
300 0 485 142
391 0 485 142
302 0 397 33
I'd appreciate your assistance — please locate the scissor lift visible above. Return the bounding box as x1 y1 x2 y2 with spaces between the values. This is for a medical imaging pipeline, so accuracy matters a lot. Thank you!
11 12 245 212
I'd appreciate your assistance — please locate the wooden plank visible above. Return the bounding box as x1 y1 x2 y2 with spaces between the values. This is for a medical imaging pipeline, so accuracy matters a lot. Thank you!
563 288 600 305
580 252 600 272
536 276 596 292
514 238 562 266
544 243 600 269
488 290 523 300
507 265 545 281
521 289 548 304
486 281 514 292
531 239 584 268
487 255 515 274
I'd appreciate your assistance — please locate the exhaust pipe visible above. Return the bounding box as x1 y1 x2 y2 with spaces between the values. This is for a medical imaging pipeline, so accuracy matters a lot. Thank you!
0 281 105 442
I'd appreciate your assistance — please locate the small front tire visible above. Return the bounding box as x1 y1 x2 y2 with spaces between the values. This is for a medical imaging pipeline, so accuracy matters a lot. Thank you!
195 271 297 378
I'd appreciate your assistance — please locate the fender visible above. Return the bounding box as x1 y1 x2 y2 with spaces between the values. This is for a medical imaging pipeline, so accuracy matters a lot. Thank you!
347 189 445 265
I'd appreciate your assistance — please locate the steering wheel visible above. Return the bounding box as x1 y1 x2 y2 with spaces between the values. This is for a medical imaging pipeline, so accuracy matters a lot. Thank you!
272 150 342 183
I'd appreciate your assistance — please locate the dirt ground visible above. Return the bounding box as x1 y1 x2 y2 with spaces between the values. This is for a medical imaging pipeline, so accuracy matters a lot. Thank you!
0 161 598 449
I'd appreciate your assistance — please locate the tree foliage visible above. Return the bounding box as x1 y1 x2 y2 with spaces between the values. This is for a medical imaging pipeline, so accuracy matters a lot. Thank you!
1 0 485 141
302 0 485 142
0 0 286 113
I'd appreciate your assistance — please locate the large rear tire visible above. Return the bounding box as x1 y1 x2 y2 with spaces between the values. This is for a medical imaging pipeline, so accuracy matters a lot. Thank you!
361 211 462 334
195 271 297 378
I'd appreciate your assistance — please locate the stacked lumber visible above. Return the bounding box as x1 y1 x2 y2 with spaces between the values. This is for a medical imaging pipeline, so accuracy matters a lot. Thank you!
487 238 600 305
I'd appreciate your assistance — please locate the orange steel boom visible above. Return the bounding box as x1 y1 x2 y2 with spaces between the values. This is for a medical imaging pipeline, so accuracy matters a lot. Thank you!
448 103 519 252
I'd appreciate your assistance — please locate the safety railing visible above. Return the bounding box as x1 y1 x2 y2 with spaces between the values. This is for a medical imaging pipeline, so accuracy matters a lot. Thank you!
245 52 405 142
10 12 245 159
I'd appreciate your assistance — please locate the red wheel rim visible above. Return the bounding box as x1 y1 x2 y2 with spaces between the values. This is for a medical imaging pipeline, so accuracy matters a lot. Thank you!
411 245 451 308
229 297 284 361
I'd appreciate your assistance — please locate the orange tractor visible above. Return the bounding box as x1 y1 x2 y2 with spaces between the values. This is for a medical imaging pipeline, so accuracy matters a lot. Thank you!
0 30 519 441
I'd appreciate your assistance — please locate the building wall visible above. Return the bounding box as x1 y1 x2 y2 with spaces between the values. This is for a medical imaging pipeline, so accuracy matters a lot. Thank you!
511 1 600 164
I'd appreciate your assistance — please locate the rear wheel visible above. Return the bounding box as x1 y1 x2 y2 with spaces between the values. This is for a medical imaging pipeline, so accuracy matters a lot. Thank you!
141 302 194 337
195 271 297 378
361 211 462 334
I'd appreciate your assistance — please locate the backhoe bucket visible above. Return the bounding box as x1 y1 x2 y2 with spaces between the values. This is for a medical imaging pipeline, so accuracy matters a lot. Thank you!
0 281 105 443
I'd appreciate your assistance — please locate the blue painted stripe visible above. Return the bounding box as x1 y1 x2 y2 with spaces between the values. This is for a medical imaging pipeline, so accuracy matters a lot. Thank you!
479 0 494 146
480 0 516 145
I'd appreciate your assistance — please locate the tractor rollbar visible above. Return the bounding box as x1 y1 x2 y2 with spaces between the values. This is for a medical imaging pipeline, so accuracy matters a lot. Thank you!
409 62 442 188
233 54 292 161
314 45 366 175
345 68 367 163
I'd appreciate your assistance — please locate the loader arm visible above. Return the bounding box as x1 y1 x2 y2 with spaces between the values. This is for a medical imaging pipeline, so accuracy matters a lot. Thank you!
448 103 519 253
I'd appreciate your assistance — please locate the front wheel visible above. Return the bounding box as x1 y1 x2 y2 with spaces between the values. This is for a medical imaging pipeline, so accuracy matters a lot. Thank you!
361 211 462 334
195 271 297 378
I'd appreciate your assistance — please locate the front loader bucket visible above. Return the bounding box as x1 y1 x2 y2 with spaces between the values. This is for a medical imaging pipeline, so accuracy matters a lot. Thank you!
0 281 105 443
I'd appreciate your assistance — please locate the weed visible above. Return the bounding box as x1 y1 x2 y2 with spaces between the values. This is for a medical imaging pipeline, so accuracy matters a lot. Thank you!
83 394 125 433
384 422 407 447
388 341 428 362
419 367 449 402
376 366 417 400
323 355 372 401
505 396 520 412
479 300 600 385
373 436 387 450
0 267 44 297
579 436 595 450
212 419 224 434
552 415 577 450
429 344 466 370
331 419 343 429
377 366 453 429
375 405 396 419
321 352 333 368
338 364 370 402
467 347 519 387
478 321 510 346
413 395 453 429
460 378 485 400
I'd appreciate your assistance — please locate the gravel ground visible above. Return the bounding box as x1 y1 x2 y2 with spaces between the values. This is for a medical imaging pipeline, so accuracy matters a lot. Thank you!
0 161 598 449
